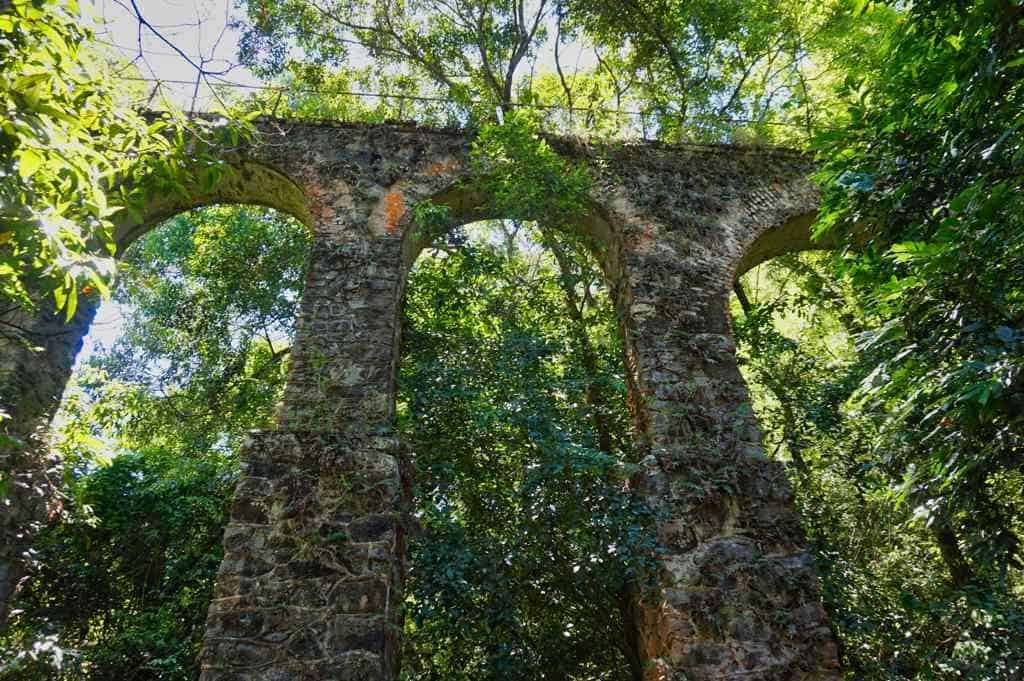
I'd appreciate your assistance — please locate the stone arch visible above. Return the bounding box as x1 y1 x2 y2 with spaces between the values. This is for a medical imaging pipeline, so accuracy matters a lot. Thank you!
113 156 314 255
0 152 315 631
0 152 315 444
385 175 646 678
735 210 821 277
396 180 620 273
727 171 834 283
2 118 845 680
103 156 318 424
24 153 315 430
306 154 636 445
388 173 632 433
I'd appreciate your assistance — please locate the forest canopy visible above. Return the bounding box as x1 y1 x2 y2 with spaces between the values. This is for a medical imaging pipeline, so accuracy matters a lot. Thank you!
1 0 1023 679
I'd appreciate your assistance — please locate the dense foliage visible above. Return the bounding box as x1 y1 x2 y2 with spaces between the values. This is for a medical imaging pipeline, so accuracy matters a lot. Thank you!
766 1 1024 674
0 0 156 314
3 0 1024 679
81 206 310 455
400 226 655 680
236 0 546 114
0 206 309 678
734 254 1024 678
817 0 1024 583
232 0 884 141
0 0 249 324
0 449 234 680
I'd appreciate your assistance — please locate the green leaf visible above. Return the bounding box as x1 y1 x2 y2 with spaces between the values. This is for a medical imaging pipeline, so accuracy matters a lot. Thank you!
63 284 78 322
852 0 872 16
889 241 943 263
17 148 43 179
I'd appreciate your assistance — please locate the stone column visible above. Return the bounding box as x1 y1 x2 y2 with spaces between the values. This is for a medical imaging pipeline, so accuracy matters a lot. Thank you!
619 234 840 680
200 224 410 680
0 296 98 627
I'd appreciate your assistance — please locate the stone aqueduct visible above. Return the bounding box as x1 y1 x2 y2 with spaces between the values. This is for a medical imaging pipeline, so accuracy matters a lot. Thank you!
1 119 841 680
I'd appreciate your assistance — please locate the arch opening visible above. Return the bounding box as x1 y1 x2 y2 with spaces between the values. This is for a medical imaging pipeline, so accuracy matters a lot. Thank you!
735 211 824 279
0 203 311 679
399 182 620 280
396 217 654 680
728 248 1024 675
113 158 313 256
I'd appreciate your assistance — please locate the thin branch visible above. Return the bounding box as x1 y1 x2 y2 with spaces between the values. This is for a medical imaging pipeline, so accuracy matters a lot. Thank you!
554 10 575 123
120 0 235 77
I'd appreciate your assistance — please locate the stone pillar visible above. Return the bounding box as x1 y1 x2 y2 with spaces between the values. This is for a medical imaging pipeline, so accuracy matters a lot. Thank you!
276 233 404 430
620 236 840 680
200 224 410 680
0 296 98 627
200 431 408 680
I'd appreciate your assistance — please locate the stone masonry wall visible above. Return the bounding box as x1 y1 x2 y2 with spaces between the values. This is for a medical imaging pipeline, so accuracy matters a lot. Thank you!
198 122 467 679
0 118 840 680
200 431 409 680
0 297 98 626
589 143 840 679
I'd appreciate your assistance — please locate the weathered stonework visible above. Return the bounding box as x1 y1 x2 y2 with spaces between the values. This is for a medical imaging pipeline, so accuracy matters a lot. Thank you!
0 118 839 679
200 431 409 680
0 297 98 625
592 145 839 679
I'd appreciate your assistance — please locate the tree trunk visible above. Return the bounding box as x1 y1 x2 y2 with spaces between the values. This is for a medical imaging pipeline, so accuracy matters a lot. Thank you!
544 232 615 455
932 520 975 589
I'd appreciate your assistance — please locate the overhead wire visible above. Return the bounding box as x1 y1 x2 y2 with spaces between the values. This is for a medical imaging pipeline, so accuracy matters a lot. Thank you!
114 75 811 129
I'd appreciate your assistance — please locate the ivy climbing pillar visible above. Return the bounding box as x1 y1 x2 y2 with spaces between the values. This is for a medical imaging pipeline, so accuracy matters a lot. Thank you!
199 209 410 679
617 220 841 680
0 297 98 628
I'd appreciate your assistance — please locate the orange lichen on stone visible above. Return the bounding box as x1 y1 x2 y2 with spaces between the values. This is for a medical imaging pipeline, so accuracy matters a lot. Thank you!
383 191 405 233
303 178 337 224
425 157 458 177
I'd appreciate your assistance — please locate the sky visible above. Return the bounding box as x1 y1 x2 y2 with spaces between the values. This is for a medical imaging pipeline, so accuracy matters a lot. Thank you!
87 0 261 111
79 0 252 361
